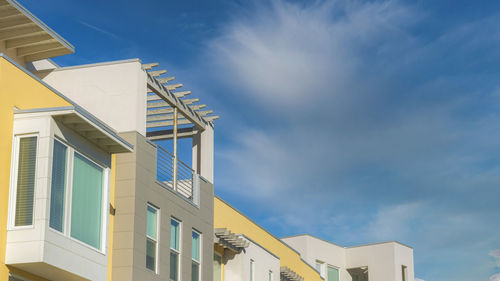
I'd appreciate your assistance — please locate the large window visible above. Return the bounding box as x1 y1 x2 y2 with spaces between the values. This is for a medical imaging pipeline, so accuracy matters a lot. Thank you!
170 218 181 281
192 230 201 281
47 139 107 251
213 253 222 281
12 135 38 227
49 140 67 231
327 265 339 281
146 204 159 272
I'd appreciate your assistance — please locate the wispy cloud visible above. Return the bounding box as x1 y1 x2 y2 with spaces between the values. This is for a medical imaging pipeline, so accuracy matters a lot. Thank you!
78 20 120 40
192 0 500 280
491 274 500 281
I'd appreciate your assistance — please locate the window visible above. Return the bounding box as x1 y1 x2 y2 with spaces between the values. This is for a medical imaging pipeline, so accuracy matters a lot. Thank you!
170 218 181 281
269 270 273 281
49 139 67 232
146 204 159 272
46 139 107 251
402 265 408 281
213 253 222 281
192 230 201 281
327 265 339 281
12 135 38 227
70 152 104 249
250 260 255 281
315 261 325 278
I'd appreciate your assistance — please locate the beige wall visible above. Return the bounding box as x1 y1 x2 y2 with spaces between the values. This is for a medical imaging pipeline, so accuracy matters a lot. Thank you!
38 59 148 136
112 132 214 281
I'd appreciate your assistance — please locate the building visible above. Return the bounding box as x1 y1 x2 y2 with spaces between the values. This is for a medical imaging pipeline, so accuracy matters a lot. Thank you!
0 1 416 281
1 1 218 280
282 235 415 281
213 197 323 281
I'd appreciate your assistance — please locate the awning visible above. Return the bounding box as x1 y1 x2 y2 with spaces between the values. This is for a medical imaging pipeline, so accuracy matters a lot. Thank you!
0 0 74 61
214 228 249 253
280 266 304 281
14 106 133 154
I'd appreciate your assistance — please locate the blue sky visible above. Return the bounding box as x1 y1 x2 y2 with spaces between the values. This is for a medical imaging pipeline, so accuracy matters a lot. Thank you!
20 0 500 280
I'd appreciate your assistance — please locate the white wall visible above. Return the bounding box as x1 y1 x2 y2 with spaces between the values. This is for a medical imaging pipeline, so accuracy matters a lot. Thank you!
39 59 147 135
224 237 280 281
282 235 415 281
5 113 111 281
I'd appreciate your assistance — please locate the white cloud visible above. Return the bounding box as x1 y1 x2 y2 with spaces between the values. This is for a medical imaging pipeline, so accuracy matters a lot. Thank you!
490 274 500 281
202 0 500 280
491 249 500 267
415 278 426 281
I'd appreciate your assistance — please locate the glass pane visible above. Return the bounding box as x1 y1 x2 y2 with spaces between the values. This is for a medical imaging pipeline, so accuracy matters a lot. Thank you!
170 251 179 281
328 266 339 281
15 136 37 226
191 262 199 281
170 219 179 250
192 231 200 261
70 153 103 249
147 205 157 239
146 238 156 271
49 140 67 232
213 254 222 281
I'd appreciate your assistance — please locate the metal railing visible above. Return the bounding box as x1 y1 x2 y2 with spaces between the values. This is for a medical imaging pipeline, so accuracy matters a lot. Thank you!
156 145 196 201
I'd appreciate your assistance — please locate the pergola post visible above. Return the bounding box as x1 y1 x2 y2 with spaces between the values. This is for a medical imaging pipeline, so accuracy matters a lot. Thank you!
173 106 178 191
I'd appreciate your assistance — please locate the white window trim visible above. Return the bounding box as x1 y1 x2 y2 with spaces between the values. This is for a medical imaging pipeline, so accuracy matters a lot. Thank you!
214 252 223 281
171 217 182 281
250 259 255 281
8 133 39 231
47 137 110 254
315 260 325 278
192 229 202 281
146 203 160 274
269 270 273 281
327 264 340 281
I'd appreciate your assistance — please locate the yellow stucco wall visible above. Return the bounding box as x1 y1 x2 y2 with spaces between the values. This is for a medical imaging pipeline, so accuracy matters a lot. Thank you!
0 56 72 281
214 196 323 281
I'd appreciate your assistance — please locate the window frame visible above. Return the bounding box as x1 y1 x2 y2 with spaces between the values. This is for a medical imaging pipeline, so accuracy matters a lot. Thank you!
8 133 39 230
402 265 408 281
250 259 255 281
47 137 110 253
315 260 325 278
191 229 201 281
146 203 160 273
327 264 340 281
269 270 273 281
170 217 182 281
213 252 223 281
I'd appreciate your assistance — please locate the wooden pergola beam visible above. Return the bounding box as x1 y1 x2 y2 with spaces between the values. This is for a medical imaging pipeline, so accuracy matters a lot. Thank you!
142 62 158 70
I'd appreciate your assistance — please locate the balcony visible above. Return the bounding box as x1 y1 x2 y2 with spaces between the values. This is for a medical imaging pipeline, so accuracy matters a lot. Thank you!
155 144 201 205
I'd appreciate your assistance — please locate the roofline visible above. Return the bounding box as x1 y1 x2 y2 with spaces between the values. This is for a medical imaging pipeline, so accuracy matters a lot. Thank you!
214 195 323 278
46 58 142 71
7 0 75 53
0 54 133 151
14 106 134 152
281 233 413 250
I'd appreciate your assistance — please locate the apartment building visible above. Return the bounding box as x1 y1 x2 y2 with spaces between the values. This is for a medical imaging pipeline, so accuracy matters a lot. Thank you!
282 235 415 281
213 197 324 281
0 1 417 281
1 0 218 280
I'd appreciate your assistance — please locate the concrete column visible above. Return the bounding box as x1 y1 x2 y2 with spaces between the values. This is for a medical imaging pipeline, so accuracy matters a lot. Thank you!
192 124 214 183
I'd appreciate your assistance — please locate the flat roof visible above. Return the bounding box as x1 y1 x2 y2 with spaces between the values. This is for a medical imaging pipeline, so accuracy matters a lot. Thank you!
282 233 413 249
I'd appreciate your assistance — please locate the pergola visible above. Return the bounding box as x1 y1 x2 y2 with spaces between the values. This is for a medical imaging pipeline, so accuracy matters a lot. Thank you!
143 62 218 190
214 228 249 253
280 266 305 281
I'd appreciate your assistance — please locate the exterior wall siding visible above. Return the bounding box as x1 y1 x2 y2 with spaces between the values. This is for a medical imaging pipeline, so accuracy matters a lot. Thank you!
214 197 322 281
112 131 214 281
0 56 72 281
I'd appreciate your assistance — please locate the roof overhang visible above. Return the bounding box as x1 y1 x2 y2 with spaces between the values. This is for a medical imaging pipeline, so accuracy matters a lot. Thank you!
280 266 304 281
214 228 249 253
14 106 133 154
0 0 74 61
